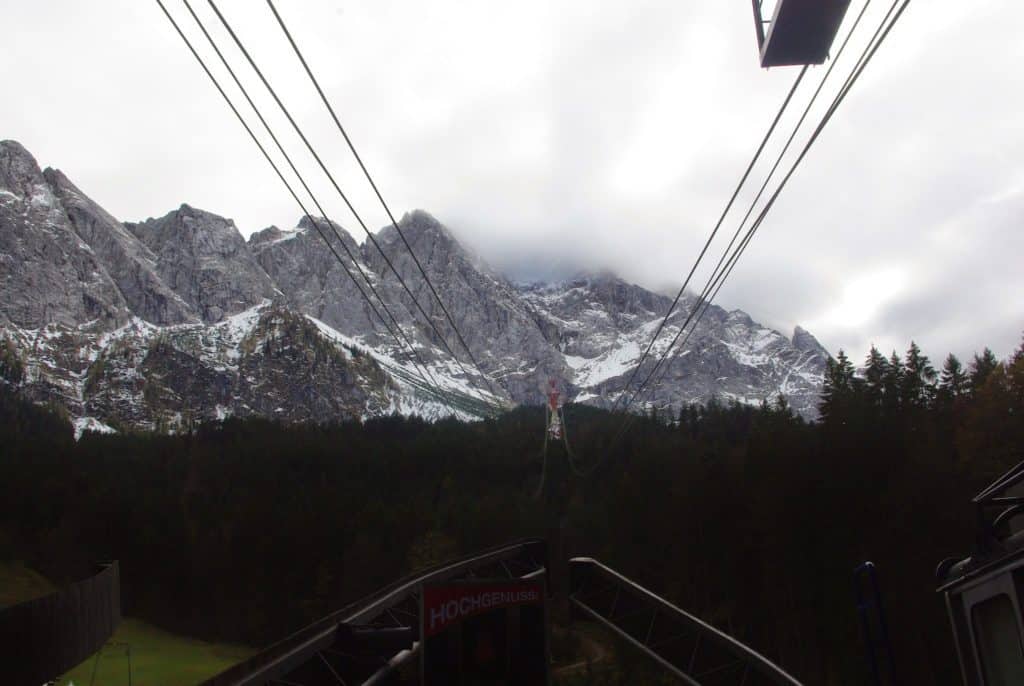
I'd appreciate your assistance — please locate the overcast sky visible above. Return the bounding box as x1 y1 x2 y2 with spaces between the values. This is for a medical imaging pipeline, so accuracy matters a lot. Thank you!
3 0 1022 364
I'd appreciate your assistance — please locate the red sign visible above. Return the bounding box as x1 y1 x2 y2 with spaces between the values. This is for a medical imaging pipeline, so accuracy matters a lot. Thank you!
422 581 544 638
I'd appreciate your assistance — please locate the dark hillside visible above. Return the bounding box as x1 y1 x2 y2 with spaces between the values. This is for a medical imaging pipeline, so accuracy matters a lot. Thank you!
1 335 1022 684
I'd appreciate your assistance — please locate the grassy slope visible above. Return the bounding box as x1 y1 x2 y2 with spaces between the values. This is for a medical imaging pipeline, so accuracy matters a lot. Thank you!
60 619 254 686
0 561 253 685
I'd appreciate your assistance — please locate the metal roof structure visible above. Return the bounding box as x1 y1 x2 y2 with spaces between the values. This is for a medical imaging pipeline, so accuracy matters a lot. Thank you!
753 0 853 68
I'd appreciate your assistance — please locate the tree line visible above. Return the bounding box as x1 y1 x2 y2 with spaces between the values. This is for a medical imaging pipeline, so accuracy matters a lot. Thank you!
1 335 1022 684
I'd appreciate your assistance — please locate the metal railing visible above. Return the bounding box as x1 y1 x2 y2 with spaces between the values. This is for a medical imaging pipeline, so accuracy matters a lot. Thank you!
200 539 546 686
569 557 801 685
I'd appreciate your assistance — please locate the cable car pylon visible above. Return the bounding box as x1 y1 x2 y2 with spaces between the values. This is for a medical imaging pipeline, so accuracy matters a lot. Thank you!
533 380 562 501
545 379 562 441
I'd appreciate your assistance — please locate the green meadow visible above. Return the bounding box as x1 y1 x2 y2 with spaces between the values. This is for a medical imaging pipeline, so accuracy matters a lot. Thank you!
59 619 254 686
0 561 253 686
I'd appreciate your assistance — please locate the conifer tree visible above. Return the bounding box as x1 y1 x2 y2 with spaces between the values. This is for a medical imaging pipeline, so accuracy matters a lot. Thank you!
1009 334 1024 405
864 346 888 408
902 342 937 408
819 350 858 422
970 348 999 391
939 353 969 399
883 350 905 416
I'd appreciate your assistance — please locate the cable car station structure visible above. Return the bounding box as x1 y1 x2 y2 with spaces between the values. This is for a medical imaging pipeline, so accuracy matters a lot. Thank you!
189 538 802 686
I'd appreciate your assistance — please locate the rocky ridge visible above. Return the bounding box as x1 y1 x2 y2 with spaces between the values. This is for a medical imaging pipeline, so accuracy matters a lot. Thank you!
0 140 829 435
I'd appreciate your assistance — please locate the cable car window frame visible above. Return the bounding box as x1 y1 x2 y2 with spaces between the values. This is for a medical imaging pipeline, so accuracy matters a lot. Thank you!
962 572 1024 685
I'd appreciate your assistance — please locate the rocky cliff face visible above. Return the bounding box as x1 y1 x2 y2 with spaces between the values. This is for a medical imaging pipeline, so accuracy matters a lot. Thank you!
249 218 383 346
126 205 278 323
518 275 828 418
0 140 829 435
365 210 569 400
44 168 197 327
0 141 130 329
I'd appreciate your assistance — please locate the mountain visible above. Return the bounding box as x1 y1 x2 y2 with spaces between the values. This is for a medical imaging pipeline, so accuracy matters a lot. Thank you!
518 275 827 418
125 204 279 324
0 140 829 435
365 210 570 400
0 141 130 329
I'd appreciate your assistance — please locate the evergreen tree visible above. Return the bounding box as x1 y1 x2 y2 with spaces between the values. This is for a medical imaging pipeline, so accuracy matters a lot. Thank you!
864 346 889 408
939 353 969 399
970 348 999 391
1009 334 1024 404
902 342 937 408
882 350 905 416
819 350 858 422
681 404 700 438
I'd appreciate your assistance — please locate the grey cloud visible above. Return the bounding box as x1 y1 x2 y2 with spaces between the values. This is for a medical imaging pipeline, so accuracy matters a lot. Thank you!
2 0 1021 363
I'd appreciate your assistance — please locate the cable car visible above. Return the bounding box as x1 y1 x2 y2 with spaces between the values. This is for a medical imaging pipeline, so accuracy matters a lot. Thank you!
752 0 853 68
937 461 1024 685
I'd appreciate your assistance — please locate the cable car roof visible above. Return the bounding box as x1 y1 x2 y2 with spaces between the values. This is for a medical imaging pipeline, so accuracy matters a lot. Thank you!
756 0 853 68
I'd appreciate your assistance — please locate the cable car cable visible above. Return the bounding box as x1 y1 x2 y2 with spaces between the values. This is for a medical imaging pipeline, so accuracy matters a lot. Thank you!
595 0 912 461
610 64 810 416
265 0 512 404
545 0 910 475
677 0 876 351
614 0 898 419
625 0 912 427
205 0 504 412
559 405 590 478
606 0 912 448
175 0 458 411
532 411 550 500
155 0 485 418
619 0 890 417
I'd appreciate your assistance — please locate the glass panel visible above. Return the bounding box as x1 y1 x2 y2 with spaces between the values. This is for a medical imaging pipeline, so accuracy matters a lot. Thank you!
973 594 1024 686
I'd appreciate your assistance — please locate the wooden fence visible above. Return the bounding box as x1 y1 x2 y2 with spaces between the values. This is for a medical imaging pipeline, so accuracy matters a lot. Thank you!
1 561 121 686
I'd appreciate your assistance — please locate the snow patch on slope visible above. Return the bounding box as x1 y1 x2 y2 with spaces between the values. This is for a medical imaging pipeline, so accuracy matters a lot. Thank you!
304 314 499 421
73 416 116 440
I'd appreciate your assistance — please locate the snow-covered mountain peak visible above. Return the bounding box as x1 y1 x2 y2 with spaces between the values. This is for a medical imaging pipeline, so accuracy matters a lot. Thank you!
792 325 828 355
0 140 829 431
